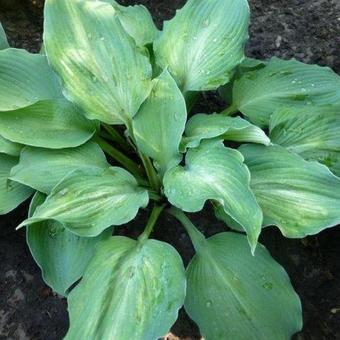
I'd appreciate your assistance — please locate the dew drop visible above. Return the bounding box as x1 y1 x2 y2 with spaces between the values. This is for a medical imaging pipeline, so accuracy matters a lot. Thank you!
262 282 273 290
59 188 68 196
48 227 58 239
206 300 213 308
203 18 210 27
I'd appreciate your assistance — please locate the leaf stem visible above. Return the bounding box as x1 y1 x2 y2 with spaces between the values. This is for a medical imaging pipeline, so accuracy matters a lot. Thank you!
167 207 206 253
102 124 131 152
139 153 161 192
147 190 162 202
221 104 238 116
126 124 161 193
94 136 145 182
139 204 165 242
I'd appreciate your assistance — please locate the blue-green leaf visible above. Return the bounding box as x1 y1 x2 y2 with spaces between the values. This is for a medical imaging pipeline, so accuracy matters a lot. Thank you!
27 192 112 296
0 154 33 215
0 99 97 148
164 140 262 252
232 57 340 126
66 237 186 340
110 1 159 46
240 144 340 237
18 167 149 237
44 0 152 125
181 113 270 151
270 105 340 177
0 49 62 111
0 22 9 49
0 135 22 157
185 232 302 340
10 142 108 194
154 0 249 92
133 69 187 175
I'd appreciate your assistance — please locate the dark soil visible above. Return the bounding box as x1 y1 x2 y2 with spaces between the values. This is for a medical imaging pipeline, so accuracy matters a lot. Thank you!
1 0 340 339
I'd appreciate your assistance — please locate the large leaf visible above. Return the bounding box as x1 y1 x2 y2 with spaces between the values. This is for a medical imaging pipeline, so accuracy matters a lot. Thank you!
0 135 22 156
154 0 249 92
110 1 159 46
0 49 62 111
185 232 302 340
232 57 340 126
164 140 262 251
270 105 340 176
27 192 112 296
18 167 149 237
0 22 9 49
66 237 186 339
219 57 266 104
181 113 270 151
44 0 152 125
240 144 340 237
133 70 187 175
0 99 96 148
0 154 33 214
10 142 108 194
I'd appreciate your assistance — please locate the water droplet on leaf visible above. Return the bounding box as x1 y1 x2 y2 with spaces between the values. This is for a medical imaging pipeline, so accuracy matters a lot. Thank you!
262 282 273 290
203 18 210 27
59 189 68 196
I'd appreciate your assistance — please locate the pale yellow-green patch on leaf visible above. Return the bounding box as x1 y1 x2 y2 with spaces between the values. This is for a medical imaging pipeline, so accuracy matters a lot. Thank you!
65 237 186 340
18 167 149 237
44 0 153 125
164 140 262 252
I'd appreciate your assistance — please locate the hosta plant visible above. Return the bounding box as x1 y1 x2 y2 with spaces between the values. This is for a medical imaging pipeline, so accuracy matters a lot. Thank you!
1 0 340 339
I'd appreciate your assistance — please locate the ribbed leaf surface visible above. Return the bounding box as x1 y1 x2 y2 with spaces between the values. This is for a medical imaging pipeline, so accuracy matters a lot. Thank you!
233 58 340 126
185 232 302 340
44 0 152 125
270 106 340 177
11 142 108 194
154 0 249 91
240 144 340 237
164 140 262 251
66 237 186 340
181 113 270 151
18 167 149 237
